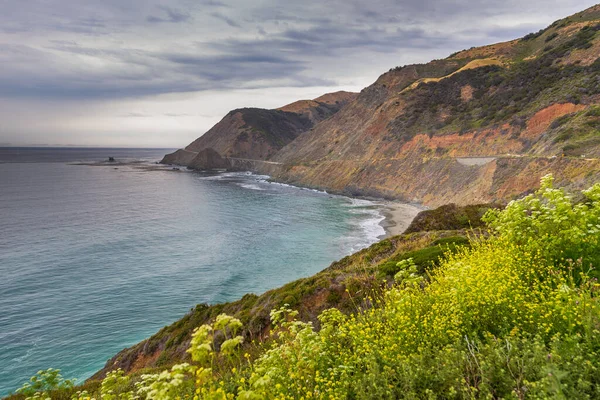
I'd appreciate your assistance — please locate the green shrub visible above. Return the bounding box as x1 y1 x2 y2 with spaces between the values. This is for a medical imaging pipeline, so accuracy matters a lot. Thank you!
405 203 501 233
550 113 575 129
545 32 559 42
16 369 74 398
587 106 600 117
483 174 600 278
378 236 469 277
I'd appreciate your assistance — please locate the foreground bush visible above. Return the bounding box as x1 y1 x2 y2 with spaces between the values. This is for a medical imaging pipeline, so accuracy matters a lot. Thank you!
17 175 600 399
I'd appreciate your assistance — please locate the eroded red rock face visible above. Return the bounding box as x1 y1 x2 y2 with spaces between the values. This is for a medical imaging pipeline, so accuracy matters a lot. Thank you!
522 103 586 139
461 85 474 102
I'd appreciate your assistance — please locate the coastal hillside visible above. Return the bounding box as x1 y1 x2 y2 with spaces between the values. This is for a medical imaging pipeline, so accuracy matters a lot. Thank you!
165 5 600 207
10 2 600 399
13 179 600 398
271 5 600 206
89 226 473 381
9 202 491 397
161 91 356 166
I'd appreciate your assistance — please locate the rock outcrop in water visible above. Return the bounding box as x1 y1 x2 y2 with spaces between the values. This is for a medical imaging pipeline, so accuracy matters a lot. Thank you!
164 5 600 207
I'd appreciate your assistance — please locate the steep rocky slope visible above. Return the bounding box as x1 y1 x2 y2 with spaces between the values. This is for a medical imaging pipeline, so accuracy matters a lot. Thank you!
268 5 600 206
165 5 600 207
277 91 358 123
161 91 356 165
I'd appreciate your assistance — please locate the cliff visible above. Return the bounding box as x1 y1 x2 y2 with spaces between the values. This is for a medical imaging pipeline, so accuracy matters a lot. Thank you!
165 5 600 207
268 5 600 206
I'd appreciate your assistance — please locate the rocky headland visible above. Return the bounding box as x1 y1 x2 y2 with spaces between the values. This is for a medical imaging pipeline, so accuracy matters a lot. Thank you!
163 5 600 207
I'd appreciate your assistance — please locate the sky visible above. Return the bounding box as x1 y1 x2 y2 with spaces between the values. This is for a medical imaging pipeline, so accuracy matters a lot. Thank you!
0 0 597 148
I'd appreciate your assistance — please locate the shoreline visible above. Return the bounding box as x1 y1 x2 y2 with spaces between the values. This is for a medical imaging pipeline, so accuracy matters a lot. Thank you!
79 159 426 239
379 201 425 238
76 160 426 239
60 159 427 388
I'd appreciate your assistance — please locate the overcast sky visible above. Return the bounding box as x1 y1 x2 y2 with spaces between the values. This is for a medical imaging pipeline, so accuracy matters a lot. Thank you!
0 0 596 148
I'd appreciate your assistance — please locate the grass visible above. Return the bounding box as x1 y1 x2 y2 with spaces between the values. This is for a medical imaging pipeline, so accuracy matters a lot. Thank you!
405 203 502 233
377 236 470 277
400 58 504 93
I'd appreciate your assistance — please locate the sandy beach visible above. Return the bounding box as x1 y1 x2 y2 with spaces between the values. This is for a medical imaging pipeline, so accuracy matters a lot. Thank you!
380 201 425 237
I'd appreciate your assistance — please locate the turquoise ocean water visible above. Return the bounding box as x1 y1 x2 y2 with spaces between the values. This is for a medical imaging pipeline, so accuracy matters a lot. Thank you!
0 148 387 396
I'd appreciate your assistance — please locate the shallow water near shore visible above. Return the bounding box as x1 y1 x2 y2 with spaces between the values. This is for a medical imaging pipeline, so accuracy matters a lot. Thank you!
0 148 398 396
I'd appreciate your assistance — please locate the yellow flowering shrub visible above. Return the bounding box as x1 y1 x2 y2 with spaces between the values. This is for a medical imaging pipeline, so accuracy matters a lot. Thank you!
17 176 600 399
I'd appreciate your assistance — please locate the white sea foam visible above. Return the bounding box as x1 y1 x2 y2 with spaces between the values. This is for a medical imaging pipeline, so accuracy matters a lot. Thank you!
357 210 386 240
199 171 265 181
204 170 385 252
197 174 226 180
253 174 387 250
237 183 265 191
255 177 329 194
345 198 382 207
340 198 387 253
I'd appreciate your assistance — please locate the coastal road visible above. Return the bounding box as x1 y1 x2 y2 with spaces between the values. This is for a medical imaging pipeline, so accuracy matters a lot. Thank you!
176 149 599 168
172 149 283 166
227 157 282 165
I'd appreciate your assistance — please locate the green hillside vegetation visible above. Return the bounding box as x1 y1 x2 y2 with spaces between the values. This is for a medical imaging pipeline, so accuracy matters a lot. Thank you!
404 203 503 233
390 23 600 140
11 175 600 399
542 105 600 157
77 231 470 385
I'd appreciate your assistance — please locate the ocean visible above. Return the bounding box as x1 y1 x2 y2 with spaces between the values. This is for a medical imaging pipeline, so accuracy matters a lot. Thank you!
0 147 388 396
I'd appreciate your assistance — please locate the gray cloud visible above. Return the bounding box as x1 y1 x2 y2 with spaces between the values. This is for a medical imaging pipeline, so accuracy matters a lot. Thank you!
1 0 596 146
0 1 597 103
119 112 203 117
163 113 193 117
147 6 191 23
210 11 241 28
0 39 321 99
120 112 152 117
202 0 230 7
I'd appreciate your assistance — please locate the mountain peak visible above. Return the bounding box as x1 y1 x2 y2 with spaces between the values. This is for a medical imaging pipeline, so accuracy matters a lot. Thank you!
277 91 358 114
